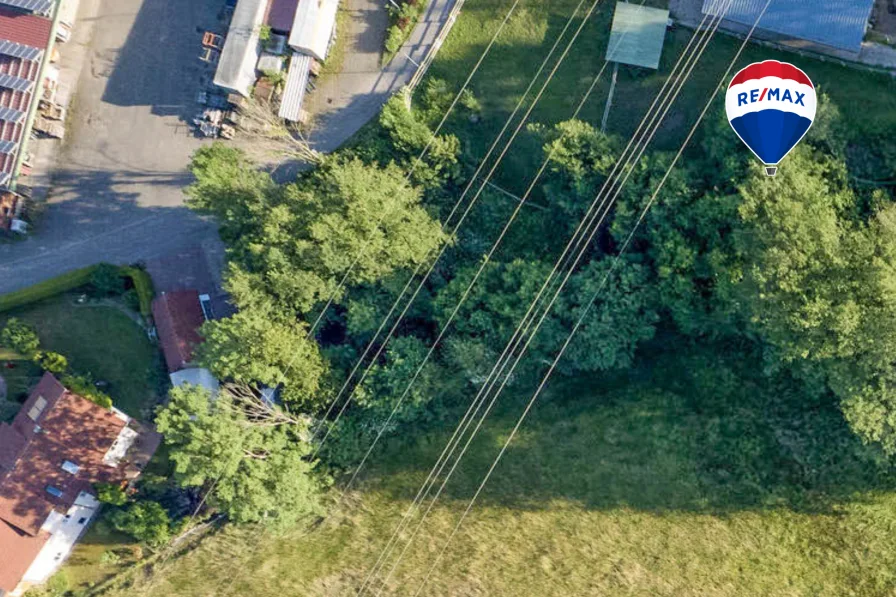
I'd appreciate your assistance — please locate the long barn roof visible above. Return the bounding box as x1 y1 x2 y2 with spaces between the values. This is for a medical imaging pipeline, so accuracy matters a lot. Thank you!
702 0 874 53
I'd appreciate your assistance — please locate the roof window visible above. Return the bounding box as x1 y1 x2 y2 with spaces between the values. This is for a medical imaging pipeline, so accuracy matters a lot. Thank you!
46 486 63 498
27 396 47 421
61 460 80 474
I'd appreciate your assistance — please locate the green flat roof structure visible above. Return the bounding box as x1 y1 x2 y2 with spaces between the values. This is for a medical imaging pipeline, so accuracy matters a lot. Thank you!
606 2 670 70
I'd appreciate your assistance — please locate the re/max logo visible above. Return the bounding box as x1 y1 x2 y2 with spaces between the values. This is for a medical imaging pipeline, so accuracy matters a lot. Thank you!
736 88 806 107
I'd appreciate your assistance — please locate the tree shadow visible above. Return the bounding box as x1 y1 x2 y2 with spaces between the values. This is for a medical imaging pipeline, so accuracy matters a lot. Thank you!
361 337 896 518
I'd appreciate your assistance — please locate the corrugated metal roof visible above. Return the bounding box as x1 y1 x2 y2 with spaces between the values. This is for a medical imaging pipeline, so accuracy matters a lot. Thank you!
702 0 874 53
606 2 669 70
279 51 310 121
289 0 339 61
0 0 54 15
213 0 267 96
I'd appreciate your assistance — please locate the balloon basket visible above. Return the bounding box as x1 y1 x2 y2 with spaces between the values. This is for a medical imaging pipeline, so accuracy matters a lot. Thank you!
764 166 778 177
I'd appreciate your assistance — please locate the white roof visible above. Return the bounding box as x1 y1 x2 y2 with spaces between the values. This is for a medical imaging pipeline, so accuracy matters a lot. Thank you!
279 52 311 121
214 0 268 96
170 367 220 397
288 0 339 61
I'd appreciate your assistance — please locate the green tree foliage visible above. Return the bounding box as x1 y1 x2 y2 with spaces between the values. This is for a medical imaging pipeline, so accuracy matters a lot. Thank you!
1 317 39 355
196 306 327 409
379 92 461 188
188 148 448 314
36 351 68 374
554 257 659 374
109 501 172 547
155 384 325 528
185 143 275 245
540 119 620 225
95 482 129 506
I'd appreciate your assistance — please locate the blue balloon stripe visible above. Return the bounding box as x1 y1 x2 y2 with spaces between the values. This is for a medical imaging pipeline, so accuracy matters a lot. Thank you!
728 109 812 165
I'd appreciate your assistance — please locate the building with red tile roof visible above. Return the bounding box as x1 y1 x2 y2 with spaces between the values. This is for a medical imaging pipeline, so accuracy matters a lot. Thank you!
0 6 54 192
152 290 207 373
0 373 160 596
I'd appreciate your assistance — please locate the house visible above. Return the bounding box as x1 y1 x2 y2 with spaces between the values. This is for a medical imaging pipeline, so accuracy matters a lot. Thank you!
0 373 160 596
701 0 875 57
151 289 207 373
151 289 220 395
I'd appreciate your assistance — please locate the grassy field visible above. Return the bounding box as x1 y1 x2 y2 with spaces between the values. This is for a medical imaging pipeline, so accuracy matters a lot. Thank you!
103 339 896 597
425 0 896 192
0 294 165 417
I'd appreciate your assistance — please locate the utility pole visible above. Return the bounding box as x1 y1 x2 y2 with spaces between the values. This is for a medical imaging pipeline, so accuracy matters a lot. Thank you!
601 62 619 133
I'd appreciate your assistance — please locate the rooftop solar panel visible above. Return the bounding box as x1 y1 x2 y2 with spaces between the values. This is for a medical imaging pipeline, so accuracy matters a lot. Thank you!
0 106 24 123
0 172 9 188
0 139 17 154
0 40 43 62
0 72 32 93
0 0 54 13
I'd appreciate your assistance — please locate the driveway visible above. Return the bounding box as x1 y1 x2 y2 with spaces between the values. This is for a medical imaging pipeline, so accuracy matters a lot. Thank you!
0 0 458 295
0 0 223 294
308 0 457 151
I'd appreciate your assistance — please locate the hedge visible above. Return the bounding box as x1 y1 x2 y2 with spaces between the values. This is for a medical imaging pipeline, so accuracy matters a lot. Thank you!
120 266 154 318
0 265 99 313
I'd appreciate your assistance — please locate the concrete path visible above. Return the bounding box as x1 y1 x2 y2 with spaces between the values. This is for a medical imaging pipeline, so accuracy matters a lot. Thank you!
308 0 457 152
0 0 457 295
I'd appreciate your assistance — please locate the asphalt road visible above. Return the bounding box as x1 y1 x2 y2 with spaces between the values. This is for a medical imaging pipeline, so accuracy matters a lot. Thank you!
0 0 457 295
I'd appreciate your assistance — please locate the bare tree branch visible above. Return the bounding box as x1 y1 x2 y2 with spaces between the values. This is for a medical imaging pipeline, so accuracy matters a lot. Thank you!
234 99 322 165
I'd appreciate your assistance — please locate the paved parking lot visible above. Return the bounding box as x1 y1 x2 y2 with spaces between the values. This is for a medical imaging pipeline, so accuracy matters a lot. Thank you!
0 0 225 294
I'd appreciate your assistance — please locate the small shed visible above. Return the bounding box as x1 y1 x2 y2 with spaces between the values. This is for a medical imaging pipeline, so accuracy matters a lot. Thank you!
151 290 206 373
606 2 670 70
288 0 340 61
213 0 268 96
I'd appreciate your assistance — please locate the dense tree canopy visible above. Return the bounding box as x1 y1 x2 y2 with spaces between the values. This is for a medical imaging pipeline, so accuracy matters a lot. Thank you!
155 385 325 528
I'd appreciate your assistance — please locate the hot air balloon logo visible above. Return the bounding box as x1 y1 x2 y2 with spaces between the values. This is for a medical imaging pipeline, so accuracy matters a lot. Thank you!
725 60 816 176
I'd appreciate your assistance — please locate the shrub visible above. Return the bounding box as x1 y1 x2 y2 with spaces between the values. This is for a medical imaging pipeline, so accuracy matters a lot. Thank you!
1 318 40 356
95 482 129 506
0 265 99 313
99 550 121 565
61 374 113 409
89 263 126 297
109 501 172 547
120 266 154 318
385 24 404 55
36 351 68 374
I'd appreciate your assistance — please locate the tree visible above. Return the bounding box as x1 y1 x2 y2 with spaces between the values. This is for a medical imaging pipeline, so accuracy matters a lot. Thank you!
89 263 125 296
554 257 658 374
155 384 325 529
95 482 128 506
196 305 328 409
109 501 172 547
1 318 39 356
185 144 275 245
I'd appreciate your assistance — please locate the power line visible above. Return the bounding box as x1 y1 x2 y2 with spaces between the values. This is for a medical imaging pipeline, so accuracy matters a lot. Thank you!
310 0 603 455
409 3 774 592
357 5 729 593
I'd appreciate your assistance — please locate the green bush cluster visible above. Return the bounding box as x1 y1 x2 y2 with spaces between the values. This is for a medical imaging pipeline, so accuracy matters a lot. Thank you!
0 265 99 313
384 0 426 57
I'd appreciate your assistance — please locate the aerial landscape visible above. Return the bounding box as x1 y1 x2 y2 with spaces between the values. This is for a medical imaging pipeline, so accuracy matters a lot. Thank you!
2 0 896 595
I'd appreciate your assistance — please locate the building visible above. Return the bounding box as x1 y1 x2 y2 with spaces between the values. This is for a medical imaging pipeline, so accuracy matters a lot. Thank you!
212 0 338 122
151 289 207 373
701 0 875 57
606 2 670 70
0 373 160 596
0 5 53 191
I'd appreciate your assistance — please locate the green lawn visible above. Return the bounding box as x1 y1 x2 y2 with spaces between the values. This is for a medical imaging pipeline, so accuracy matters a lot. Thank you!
105 339 896 597
0 294 166 417
425 0 896 193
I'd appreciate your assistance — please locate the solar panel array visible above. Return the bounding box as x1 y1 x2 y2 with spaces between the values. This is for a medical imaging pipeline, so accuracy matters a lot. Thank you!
0 73 32 93
0 106 24 123
0 139 17 155
0 40 43 62
0 0 54 13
